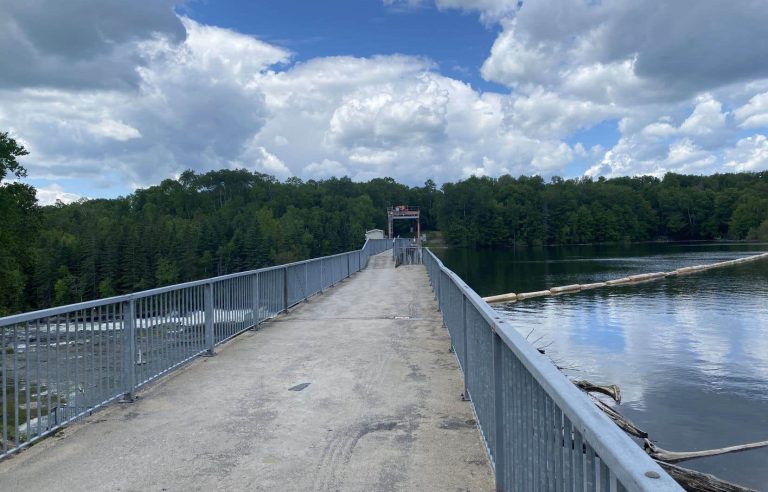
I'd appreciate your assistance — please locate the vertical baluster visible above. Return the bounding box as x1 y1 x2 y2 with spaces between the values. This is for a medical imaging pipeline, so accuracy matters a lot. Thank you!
204 283 214 356
167 291 175 366
1 324 7 450
121 299 136 402
105 304 111 396
493 331 506 490
252 274 259 328
64 313 71 425
586 443 597 491
526 370 535 489
598 459 609 492
13 322 20 446
545 393 554 491
283 268 288 313
554 405 564 491
86 309 93 411
563 416 573 491
163 292 170 369
574 429 585 492
461 295 470 401
73 312 80 418
35 320 42 438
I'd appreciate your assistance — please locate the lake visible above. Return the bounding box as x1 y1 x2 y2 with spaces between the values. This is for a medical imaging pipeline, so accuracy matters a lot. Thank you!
435 242 768 490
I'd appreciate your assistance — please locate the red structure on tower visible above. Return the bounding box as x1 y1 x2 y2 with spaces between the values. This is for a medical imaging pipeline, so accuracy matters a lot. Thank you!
387 205 420 243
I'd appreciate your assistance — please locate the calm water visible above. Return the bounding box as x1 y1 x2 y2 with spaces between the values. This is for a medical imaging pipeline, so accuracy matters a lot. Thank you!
436 242 768 490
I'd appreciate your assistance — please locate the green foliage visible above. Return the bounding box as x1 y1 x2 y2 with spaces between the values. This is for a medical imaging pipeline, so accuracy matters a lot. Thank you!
10 169 430 313
0 131 29 183
0 133 38 315
437 172 768 247
0 137 765 317
747 218 768 241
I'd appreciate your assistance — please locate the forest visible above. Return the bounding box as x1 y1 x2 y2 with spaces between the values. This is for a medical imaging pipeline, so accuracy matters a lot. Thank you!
1 132 767 315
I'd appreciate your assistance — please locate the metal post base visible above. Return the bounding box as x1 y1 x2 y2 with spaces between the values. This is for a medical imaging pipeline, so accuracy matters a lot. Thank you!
119 393 135 403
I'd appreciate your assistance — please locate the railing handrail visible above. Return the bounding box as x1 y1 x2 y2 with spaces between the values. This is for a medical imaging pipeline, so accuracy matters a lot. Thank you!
424 248 681 491
0 239 392 327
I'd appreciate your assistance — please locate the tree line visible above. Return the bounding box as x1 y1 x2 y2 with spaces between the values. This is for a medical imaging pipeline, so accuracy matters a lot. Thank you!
0 132 766 315
437 173 768 247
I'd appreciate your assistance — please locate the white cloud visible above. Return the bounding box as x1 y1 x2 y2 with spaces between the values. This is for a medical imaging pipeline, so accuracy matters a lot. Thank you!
232 140 291 177
35 184 83 206
385 0 519 23
666 139 716 169
585 134 720 179
0 17 289 188
503 88 620 139
481 20 557 88
679 94 726 136
0 1 185 90
2 1 768 202
87 119 142 141
724 135 768 172
303 159 349 180
734 92 768 129
641 122 677 139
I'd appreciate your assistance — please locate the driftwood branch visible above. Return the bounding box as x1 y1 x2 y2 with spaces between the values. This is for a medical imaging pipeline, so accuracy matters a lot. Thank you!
656 461 757 492
587 395 648 438
560 359 763 489
573 379 621 403
644 438 768 464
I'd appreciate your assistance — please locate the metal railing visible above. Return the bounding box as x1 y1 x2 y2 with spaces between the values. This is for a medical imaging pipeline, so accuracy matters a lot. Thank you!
423 249 681 492
0 239 392 459
393 238 422 265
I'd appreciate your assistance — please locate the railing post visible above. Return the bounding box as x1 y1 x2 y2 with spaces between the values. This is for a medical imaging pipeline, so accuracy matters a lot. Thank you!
436 270 442 311
204 282 215 356
251 273 260 329
358 250 362 271
120 299 136 402
283 266 289 312
346 253 351 278
304 263 309 301
461 295 470 401
493 330 506 491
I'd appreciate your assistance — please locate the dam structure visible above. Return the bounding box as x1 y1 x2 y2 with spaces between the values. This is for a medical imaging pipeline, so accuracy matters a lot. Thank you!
0 239 680 491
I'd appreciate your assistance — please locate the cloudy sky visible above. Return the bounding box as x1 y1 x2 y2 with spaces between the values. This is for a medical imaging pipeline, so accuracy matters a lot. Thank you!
1 0 767 204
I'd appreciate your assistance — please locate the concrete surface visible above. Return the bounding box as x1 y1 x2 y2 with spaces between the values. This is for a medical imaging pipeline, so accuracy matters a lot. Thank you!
0 253 494 491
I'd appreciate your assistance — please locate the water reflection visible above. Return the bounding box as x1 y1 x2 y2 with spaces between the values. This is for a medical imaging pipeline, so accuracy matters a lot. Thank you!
436 242 768 489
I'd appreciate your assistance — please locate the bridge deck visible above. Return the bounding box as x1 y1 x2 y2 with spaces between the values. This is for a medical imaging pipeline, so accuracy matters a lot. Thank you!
0 253 493 491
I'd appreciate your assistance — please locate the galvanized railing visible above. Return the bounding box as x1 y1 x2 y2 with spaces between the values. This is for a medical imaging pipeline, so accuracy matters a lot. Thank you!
0 239 392 459
393 238 422 265
424 249 681 492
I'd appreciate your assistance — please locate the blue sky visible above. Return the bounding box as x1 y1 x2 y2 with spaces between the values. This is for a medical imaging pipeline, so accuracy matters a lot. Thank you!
1 0 767 204
184 0 505 91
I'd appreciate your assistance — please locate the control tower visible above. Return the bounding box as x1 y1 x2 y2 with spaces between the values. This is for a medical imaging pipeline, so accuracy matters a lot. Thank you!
387 205 420 243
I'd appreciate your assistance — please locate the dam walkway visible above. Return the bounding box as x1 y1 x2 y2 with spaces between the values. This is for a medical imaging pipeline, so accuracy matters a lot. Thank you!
0 239 682 491
0 253 494 491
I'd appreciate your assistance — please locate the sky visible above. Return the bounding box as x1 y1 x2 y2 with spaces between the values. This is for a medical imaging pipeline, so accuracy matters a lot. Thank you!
1 0 767 205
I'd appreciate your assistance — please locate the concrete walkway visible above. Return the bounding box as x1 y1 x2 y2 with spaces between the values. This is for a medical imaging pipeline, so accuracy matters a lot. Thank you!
0 253 493 491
